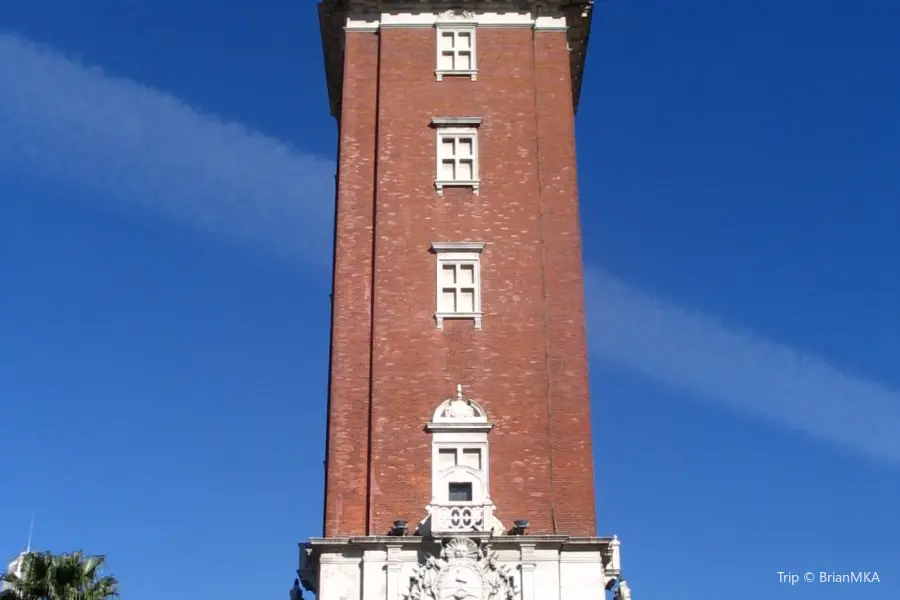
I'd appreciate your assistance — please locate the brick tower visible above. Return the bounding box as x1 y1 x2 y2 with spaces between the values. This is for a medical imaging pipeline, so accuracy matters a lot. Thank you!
299 1 633 599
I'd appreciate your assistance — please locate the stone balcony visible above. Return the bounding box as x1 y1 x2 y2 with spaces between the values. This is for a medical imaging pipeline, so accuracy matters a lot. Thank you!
427 501 495 535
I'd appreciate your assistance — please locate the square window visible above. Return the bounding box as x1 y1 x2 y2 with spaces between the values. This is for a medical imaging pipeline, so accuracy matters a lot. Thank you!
432 242 485 329
448 482 473 502
438 448 457 469
436 26 477 80
435 126 479 191
460 448 482 470
437 263 476 313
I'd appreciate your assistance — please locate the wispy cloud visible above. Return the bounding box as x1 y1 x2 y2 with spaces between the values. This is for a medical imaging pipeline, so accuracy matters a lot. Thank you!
2 34 895 466
584 268 900 465
0 33 334 264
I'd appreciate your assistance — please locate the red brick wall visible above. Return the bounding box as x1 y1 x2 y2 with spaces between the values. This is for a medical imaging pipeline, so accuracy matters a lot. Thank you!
533 31 597 536
323 30 378 537
324 26 597 538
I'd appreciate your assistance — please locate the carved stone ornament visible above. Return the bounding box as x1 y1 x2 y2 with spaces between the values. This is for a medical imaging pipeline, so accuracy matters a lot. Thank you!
605 535 621 573
438 9 475 21
430 385 490 427
442 385 477 419
403 537 517 600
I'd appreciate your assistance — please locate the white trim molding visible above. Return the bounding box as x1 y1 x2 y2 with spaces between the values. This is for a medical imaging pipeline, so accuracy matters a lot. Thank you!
346 11 568 30
533 15 568 30
431 242 485 329
437 69 478 80
344 19 379 31
431 116 482 126
431 241 486 252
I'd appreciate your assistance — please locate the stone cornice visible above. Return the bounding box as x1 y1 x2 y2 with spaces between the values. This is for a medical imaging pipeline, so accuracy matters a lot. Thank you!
430 116 483 127
303 533 616 552
430 241 486 252
425 421 493 433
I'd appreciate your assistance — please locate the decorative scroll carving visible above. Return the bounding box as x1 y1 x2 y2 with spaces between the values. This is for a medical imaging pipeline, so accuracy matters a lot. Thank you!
436 504 484 532
415 508 505 537
438 9 475 21
403 537 517 600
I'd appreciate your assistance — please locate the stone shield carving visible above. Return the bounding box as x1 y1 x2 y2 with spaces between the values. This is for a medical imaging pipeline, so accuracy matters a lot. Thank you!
403 537 517 600
438 9 475 21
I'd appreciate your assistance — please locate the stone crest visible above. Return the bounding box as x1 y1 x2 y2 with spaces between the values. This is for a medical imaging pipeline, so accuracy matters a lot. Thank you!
438 9 475 21
403 537 517 600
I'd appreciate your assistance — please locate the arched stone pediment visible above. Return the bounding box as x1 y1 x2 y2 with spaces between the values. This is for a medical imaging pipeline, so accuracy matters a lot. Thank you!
430 385 489 426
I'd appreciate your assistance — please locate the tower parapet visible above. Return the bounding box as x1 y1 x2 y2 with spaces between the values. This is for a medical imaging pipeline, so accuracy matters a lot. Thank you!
318 0 594 118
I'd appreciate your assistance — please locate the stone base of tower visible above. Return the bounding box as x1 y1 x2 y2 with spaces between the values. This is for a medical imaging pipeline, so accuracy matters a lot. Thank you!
298 533 626 600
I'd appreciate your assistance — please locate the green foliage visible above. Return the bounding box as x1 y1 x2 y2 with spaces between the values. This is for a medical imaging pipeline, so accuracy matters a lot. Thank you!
0 551 119 600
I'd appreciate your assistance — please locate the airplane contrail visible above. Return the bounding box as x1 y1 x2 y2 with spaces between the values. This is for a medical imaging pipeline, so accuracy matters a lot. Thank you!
584 267 900 465
2 32 896 466
0 32 334 265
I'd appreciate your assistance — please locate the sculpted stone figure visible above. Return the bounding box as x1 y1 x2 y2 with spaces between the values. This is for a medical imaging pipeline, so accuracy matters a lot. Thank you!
289 579 303 600
423 556 442 591
615 579 632 600
605 535 621 573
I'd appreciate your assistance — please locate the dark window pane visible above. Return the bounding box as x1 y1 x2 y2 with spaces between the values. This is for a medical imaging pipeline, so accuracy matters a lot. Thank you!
448 482 473 502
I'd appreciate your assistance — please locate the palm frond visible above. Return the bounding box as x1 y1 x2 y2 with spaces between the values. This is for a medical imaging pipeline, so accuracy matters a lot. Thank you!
1 550 118 600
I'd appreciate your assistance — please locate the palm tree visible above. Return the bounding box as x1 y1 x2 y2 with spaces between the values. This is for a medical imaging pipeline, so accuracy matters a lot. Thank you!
1 551 119 600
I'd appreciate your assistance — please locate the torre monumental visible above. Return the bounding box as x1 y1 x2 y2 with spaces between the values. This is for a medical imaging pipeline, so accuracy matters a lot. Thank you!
299 0 633 598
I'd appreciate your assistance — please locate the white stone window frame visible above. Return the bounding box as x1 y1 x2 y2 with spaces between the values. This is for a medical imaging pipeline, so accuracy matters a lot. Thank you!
431 241 485 330
417 388 506 537
435 23 477 81
425 389 496 530
432 117 481 195
432 437 490 505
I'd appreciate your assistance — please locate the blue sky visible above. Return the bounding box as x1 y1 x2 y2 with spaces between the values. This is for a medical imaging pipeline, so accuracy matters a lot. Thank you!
1 0 898 599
